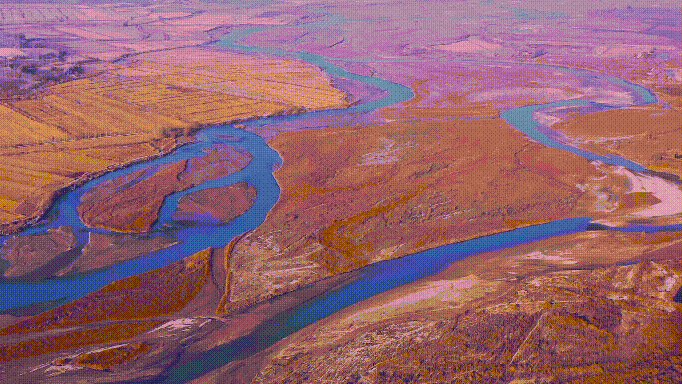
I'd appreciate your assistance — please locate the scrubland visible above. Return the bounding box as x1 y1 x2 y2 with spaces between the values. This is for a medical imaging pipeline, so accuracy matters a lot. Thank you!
2 0 682 382
0 11 346 232
214 231 682 383
0 249 211 369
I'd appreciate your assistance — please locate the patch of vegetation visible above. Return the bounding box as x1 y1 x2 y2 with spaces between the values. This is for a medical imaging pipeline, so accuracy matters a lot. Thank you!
0 321 159 363
616 191 661 212
0 249 211 336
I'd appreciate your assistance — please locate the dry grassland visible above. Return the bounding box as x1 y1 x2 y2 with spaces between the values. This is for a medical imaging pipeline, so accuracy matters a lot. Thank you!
225 239 682 383
0 45 347 233
0 249 211 361
224 61 621 307
78 160 190 233
545 106 682 176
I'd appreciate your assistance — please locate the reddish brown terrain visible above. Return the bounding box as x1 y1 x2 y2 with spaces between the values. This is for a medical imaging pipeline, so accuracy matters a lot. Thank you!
179 144 253 185
173 182 257 224
0 226 75 278
78 161 191 233
1 0 682 383
56 233 178 276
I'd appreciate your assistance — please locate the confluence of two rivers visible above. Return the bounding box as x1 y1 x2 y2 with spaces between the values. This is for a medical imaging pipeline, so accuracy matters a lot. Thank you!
0 25 678 383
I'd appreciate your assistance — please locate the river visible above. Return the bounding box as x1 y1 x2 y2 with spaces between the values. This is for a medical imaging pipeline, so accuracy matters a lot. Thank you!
0 19 679 384
138 28 681 384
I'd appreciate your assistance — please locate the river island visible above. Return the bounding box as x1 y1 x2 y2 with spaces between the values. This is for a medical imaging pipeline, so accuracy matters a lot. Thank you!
1 1 682 383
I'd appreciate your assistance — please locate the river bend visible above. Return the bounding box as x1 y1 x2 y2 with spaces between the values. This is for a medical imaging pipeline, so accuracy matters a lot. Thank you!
0 21 677 384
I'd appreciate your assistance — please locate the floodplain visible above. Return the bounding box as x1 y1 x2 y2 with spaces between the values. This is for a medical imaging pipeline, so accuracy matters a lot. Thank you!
1 0 682 383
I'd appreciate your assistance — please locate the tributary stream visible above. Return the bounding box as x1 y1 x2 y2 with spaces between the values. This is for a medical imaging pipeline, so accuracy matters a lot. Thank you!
0 22 679 384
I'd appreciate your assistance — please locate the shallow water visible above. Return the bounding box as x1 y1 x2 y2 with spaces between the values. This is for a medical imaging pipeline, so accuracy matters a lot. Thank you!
0 14 679 384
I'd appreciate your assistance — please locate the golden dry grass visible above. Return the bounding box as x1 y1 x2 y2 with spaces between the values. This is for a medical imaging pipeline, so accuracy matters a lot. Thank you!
0 249 210 336
11 92 186 138
78 160 190 233
0 104 68 146
0 249 210 363
0 44 347 233
0 137 161 230
0 321 159 364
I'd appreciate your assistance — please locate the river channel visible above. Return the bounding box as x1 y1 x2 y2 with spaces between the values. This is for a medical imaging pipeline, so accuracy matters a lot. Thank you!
0 20 679 384
143 28 680 383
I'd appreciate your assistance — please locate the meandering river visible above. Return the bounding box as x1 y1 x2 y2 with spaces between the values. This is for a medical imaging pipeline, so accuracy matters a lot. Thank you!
143 28 680 384
0 19 679 384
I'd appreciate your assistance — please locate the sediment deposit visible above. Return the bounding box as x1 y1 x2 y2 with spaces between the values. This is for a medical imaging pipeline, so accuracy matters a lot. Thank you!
179 144 252 185
57 233 178 276
173 182 257 224
0 227 76 278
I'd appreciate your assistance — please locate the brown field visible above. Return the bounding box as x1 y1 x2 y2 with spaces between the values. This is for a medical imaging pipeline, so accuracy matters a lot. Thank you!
0 248 211 365
222 57 649 308
78 160 190 233
0 226 75 277
0 45 347 233
543 106 682 174
215 230 682 383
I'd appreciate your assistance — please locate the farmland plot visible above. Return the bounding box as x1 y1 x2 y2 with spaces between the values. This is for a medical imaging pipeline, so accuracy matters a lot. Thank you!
0 45 347 233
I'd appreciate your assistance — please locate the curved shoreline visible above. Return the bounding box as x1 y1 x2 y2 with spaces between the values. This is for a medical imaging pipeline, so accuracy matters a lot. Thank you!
142 25 682 384
2 17 681 384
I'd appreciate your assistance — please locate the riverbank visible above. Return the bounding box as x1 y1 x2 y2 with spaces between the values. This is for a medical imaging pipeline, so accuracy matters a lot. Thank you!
2 1 682 383
220 228 682 383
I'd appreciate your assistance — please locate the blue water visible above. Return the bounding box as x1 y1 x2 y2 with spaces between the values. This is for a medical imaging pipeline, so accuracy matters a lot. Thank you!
0 27 413 313
502 102 645 171
152 218 591 384
0 14 677 384
144 25 677 384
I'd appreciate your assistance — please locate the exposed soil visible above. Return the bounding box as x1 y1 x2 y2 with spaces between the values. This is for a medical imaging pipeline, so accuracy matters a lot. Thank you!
56 232 178 276
179 144 252 185
0 226 75 278
173 182 257 224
